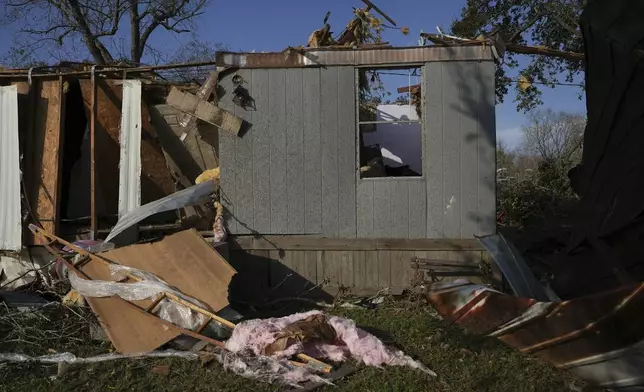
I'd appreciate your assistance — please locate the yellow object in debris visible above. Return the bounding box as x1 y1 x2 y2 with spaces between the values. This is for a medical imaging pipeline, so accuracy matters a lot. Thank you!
195 167 220 185
214 201 224 217
62 289 86 307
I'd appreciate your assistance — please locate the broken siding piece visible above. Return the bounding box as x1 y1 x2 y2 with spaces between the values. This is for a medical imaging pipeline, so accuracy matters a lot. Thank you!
0 85 22 251
78 80 177 216
118 80 142 218
167 87 243 136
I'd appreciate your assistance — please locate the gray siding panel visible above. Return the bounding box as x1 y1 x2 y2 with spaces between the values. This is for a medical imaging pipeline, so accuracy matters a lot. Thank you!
336 66 357 237
233 69 254 234
392 180 410 238
219 62 496 239
478 61 497 235
286 69 305 233
218 73 237 233
356 181 374 237
303 69 322 234
408 180 427 238
251 69 271 233
320 67 339 236
269 69 288 233
460 62 480 238
441 62 463 238
425 62 444 238
373 181 391 237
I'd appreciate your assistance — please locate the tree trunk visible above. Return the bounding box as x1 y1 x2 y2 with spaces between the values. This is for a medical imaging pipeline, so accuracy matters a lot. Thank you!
66 0 114 64
130 0 142 64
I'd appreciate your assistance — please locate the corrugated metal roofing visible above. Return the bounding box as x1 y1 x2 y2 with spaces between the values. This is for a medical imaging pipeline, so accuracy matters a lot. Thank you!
216 45 493 68
0 85 22 251
117 80 142 218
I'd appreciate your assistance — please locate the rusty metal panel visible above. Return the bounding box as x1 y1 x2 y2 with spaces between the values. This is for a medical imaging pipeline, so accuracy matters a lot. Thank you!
426 280 644 390
0 85 21 251
216 46 493 68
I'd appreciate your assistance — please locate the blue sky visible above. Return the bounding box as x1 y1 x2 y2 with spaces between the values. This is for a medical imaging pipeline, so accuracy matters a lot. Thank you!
1 0 586 149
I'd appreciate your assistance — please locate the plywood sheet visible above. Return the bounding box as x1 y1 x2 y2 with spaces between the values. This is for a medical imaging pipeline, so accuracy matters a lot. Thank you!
85 296 181 354
98 229 236 312
30 80 64 242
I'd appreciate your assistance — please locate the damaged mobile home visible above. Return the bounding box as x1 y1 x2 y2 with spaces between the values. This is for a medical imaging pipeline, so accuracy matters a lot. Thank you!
0 1 497 386
4 0 644 389
0 45 498 297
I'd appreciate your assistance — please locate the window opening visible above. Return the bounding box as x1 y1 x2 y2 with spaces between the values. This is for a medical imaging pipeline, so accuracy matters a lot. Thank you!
358 66 422 178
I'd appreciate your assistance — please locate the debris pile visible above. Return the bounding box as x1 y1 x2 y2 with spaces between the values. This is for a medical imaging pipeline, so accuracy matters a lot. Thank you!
0 218 433 388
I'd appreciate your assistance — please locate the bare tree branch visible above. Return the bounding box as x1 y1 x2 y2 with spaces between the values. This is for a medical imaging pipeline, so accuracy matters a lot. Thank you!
2 0 210 65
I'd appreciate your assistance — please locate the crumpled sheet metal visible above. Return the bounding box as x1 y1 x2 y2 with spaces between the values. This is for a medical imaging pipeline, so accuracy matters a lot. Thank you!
67 263 208 331
226 310 435 375
0 350 198 364
476 233 552 301
105 180 216 243
425 280 644 390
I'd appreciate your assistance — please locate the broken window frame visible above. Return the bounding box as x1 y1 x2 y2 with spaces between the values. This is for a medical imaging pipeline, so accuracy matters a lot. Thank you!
355 65 424 180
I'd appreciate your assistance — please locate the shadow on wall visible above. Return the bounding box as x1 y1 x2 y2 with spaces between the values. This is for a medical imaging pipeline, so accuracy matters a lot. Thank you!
444 49 497 236
227 250 335 305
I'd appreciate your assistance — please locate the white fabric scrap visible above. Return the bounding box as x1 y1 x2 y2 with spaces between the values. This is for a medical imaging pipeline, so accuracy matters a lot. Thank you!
226 310 435 376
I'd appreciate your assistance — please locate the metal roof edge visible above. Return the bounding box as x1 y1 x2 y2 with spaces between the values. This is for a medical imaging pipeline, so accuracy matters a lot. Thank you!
215 45 494 68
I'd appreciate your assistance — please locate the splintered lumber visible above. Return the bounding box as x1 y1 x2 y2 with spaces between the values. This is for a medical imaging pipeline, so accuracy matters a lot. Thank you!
179 71 219 129
360 0 396 26
167 87 243 136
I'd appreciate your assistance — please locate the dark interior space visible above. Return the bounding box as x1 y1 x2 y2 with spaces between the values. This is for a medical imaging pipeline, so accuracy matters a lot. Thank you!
59 78 88 220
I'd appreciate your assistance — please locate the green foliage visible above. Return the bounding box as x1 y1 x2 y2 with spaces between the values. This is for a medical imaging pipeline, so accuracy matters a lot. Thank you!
497 110 584 228
451 0 585 112
497 166 578 228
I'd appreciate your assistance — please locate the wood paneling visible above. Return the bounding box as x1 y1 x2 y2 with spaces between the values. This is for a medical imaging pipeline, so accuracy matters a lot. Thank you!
230 235 485 251
229 246 488 298
27 79 65 242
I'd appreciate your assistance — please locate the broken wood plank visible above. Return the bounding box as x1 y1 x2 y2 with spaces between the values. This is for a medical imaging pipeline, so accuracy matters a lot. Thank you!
167 87 243 136
179 71 219 129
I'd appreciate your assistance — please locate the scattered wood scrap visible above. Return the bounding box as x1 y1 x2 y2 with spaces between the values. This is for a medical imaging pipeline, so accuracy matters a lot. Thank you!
166 87 243 136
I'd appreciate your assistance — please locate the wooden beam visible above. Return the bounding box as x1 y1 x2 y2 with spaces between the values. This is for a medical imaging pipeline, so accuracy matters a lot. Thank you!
90 71 97 239
228 236 485 251
179 70 219 130
397 84 421 93
166 87 243 136
420 32 584 62
505 43 584 61
360 0 396 26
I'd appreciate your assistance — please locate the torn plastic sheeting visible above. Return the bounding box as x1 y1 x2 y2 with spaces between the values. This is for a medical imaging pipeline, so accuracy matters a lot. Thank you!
226 310 435 376
105 180 216 243
67 263 208 331
214 349 331 387
0 350 198 364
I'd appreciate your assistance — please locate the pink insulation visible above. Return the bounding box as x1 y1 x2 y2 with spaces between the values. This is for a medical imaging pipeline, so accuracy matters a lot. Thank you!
225 310 435 376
